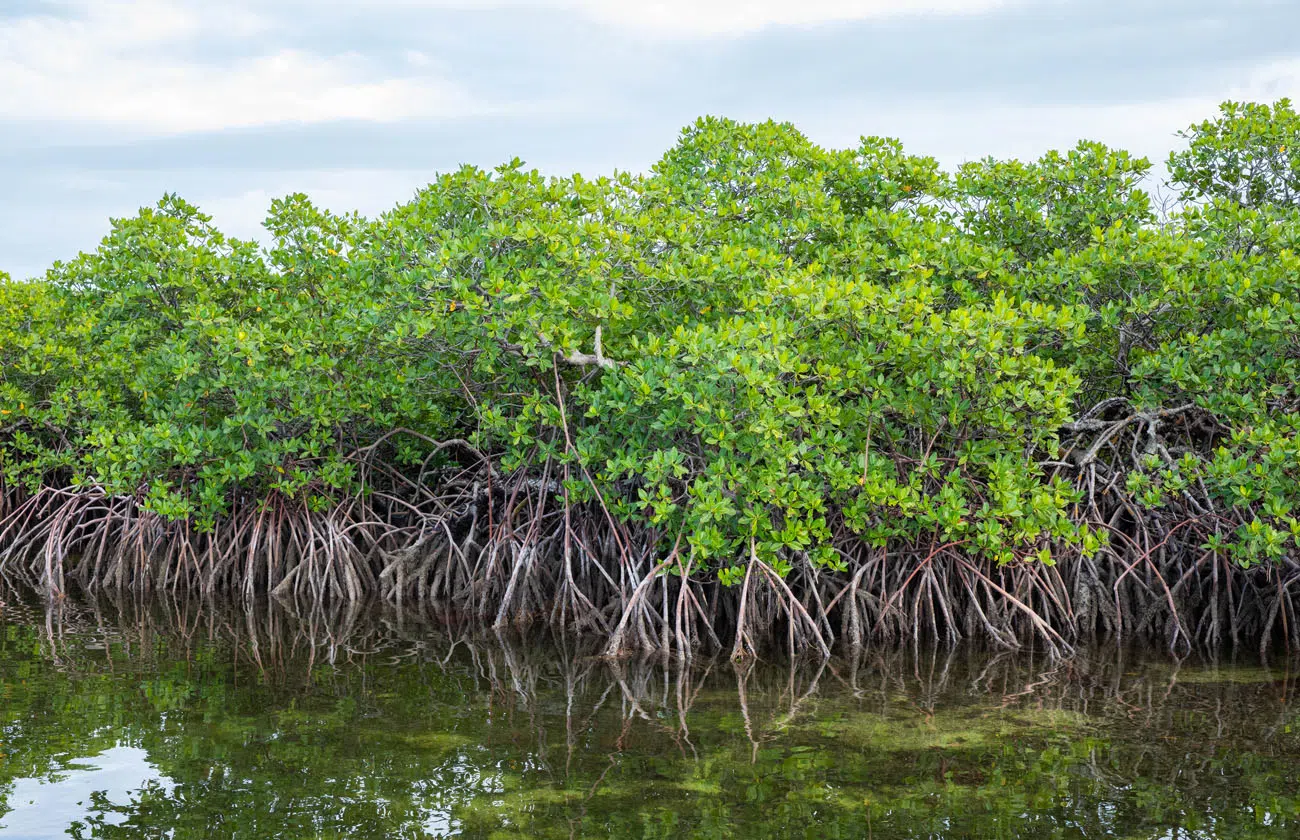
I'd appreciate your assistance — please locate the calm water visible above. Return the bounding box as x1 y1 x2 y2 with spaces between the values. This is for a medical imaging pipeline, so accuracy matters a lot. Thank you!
0 596 1298 839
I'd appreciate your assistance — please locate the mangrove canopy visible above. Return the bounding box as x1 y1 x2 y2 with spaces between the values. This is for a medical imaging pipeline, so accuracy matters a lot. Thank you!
2 99 1300 657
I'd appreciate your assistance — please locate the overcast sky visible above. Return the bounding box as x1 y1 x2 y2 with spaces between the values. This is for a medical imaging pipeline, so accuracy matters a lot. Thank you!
3 0 1298 279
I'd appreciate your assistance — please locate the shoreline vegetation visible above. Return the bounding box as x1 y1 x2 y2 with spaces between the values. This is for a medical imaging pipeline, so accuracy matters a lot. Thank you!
2 100 1299 659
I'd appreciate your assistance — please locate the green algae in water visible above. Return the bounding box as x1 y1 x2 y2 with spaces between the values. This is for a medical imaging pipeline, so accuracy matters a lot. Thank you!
0 600 1299 838
818 705 1093 752
1146 663 1294 685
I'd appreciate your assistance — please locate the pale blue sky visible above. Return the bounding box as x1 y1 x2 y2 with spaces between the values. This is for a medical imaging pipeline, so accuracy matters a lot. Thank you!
3 0 1299 279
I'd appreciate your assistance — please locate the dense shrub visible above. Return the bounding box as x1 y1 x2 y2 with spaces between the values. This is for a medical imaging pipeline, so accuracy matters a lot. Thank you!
3 101 1299 653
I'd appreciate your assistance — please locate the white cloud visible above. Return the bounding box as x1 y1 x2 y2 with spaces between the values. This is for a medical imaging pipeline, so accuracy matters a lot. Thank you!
796 57 1300 170
0 0 1013 134
1231 57 1300 105
568 0 1008 36
333 0 1006 36
193 168 433 241
1 747 172 837
0 0 476 133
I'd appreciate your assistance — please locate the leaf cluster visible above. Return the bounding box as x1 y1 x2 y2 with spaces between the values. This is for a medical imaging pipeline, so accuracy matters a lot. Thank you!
4 101 1300 575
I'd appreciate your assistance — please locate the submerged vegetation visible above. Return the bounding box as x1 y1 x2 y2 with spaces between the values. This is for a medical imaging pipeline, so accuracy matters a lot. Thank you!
2 99 1300 657
2 594 1300 838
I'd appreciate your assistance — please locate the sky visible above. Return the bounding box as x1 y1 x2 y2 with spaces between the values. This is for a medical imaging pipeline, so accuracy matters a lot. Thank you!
2 0 1299 280
0 746 170 838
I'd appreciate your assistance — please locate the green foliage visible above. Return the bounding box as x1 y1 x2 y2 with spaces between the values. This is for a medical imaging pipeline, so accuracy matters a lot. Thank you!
956 140 1153 264
2 196 458 528
3 100 1300 577
1170 98 1300 208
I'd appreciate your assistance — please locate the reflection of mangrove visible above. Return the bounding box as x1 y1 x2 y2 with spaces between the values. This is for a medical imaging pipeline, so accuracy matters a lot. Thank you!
3 477 1300 661
3 592 1300 838
6 590 1299 731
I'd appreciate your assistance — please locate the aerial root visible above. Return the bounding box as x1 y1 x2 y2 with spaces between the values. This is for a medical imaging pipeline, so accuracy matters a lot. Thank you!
1 475 1297 656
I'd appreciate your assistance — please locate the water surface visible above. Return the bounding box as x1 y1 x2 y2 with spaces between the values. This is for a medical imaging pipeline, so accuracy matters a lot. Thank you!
0 596 1297 838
